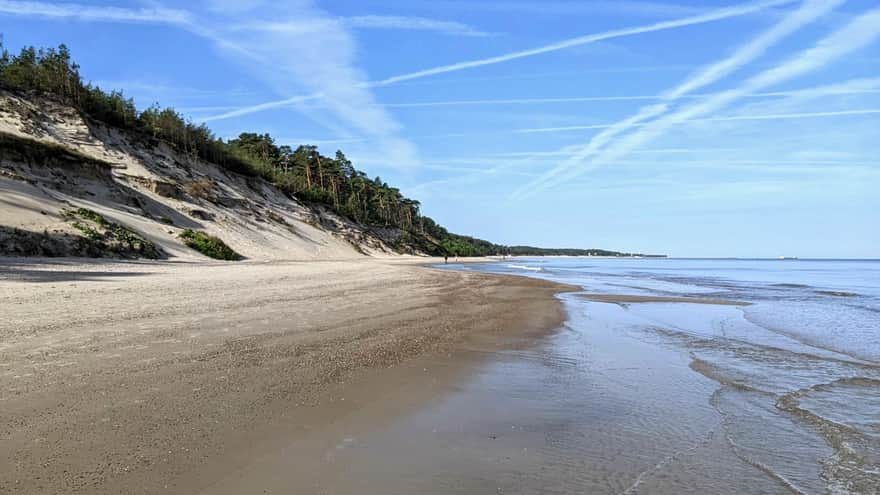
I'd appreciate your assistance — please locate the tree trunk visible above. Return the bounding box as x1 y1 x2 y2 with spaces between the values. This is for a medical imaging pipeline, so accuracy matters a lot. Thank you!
315 153 325 189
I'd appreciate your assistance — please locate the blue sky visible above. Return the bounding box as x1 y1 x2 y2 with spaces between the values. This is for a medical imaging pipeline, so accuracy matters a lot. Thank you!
2 0 878 257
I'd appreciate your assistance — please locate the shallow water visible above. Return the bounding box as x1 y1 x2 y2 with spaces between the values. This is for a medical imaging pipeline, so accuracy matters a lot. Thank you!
432 258 880 494
319 299 778 494
228 258 879 494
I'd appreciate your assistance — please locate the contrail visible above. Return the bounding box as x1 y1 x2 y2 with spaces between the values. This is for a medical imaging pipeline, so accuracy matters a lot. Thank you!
675 108 880 121
533 6 880 195
385 95 670 107
514 0 844 198
374 0 797 86
201 94 325 122
375 80 880 109
516 107 880 133
287 106 880 146
515 108 880 133
201 0 796 122
663 0 846 99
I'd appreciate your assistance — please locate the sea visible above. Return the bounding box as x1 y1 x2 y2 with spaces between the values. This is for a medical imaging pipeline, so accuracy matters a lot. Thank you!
424 257 880 494
275 258 880 494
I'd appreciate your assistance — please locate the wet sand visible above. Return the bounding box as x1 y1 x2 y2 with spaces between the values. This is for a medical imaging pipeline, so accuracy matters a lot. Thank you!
0 257 575 494
202 294 784 495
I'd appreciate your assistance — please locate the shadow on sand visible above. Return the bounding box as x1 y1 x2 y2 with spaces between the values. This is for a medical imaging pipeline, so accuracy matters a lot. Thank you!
0 257 159 282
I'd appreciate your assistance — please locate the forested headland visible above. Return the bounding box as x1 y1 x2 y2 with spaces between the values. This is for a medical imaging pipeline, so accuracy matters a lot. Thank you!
0 43 656 258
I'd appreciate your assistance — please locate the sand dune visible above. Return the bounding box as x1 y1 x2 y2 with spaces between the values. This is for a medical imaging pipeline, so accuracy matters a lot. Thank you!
0 90 397 260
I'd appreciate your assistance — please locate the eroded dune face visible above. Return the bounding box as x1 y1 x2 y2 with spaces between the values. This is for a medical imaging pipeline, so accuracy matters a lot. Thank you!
0 91 397 261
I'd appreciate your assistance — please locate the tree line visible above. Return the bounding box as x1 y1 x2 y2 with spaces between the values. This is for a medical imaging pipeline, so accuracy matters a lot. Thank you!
505 247 658 257
0 42 649 258
0 43 503 255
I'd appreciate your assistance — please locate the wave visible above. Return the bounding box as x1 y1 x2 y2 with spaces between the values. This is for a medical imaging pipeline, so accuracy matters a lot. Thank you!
646 318 880 493
816 290 860 298
680 330 880 493
506 264 543 272
647 325 875 371
742 308 880 365
777 378 880 494
771 283 813 289
710 387 817 495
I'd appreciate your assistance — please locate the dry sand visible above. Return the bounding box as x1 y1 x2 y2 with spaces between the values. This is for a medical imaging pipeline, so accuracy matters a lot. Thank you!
0 257 574 494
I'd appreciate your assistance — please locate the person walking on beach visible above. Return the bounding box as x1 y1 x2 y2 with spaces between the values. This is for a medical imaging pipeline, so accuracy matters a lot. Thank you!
444 255 448 264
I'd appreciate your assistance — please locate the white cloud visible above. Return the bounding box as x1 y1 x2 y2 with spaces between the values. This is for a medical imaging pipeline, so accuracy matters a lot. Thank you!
0 0 421 165
205 3 420 165
0 0 190 23
0 1 271 64
345 15 492 37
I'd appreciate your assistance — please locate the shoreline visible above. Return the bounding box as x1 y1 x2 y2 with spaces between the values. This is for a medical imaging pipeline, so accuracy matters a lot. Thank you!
0 257 577 494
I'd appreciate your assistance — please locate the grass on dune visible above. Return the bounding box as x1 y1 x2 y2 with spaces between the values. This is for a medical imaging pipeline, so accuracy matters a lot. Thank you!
179 229 242 261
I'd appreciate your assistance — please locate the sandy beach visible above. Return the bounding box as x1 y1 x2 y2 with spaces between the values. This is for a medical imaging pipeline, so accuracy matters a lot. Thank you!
0 257 574 494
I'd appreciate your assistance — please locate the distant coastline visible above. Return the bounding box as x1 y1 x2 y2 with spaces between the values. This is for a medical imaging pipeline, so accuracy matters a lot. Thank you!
499 246 667 258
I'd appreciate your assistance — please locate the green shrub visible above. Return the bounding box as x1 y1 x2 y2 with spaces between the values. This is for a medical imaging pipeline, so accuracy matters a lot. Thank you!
74 207 106 225
179 229 241 260
62 207 163 259
72 221 103 241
